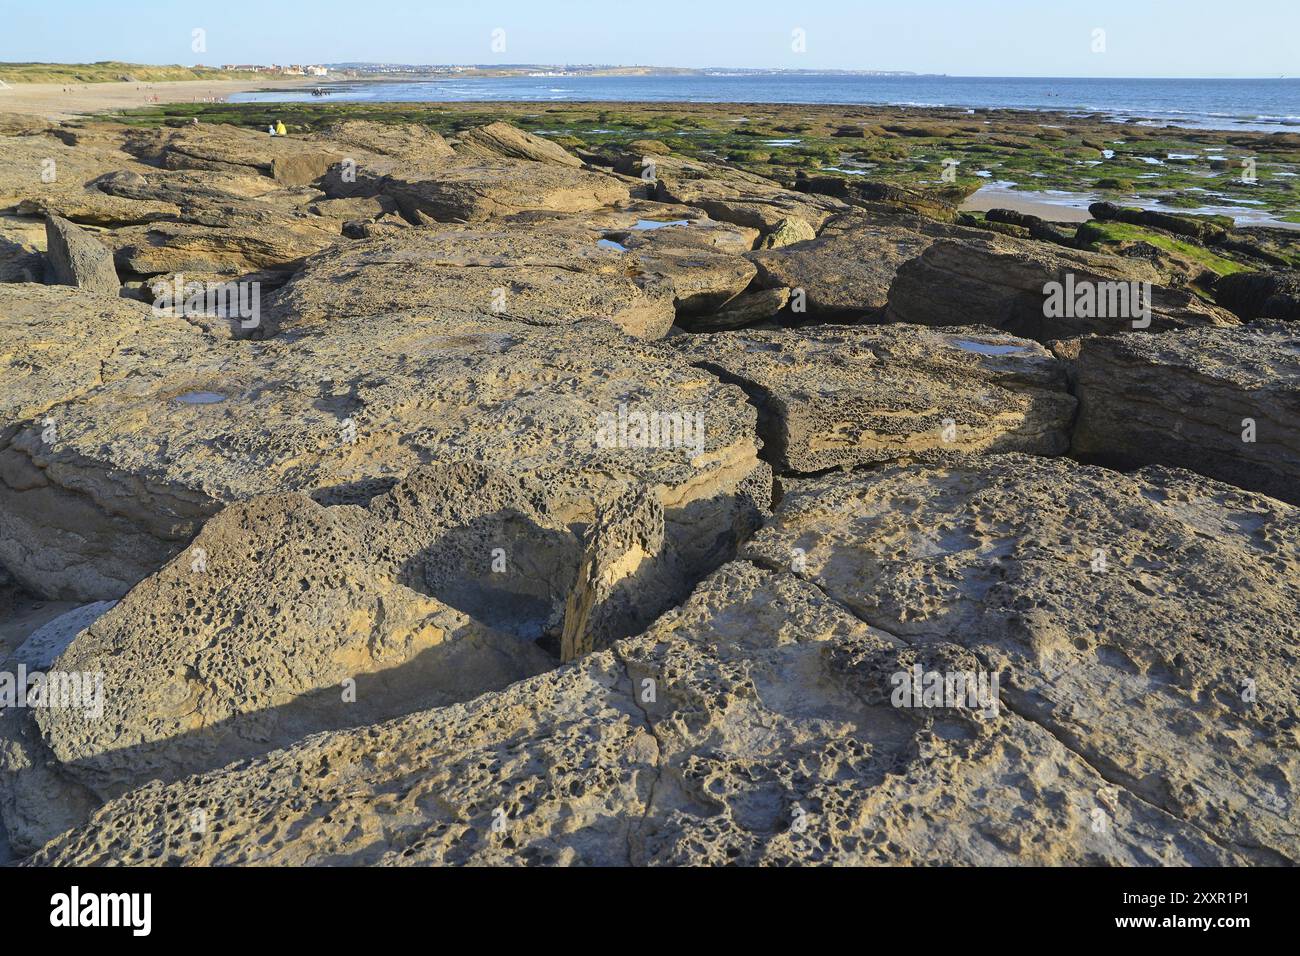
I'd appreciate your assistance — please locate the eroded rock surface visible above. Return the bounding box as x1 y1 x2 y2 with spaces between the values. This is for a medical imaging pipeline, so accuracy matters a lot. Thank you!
43 215 119 294
743 455 1300 862
2 297 764 601
327 154 629 223
668 325 1075 473
1055 322 1300 505
747 211 973 316
3 117 1296 869
455 122 584 168
267 222 675 338
652 154 847 233
26 559 1244 866
886 236 1240 341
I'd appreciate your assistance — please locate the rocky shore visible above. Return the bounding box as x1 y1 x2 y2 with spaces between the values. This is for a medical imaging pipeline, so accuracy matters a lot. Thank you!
0 110 1296 866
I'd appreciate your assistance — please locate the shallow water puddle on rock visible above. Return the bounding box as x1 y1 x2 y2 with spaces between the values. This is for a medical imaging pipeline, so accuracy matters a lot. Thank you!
174 391 228 404
632 219 691 230
950 339 1029 356
596 238 628 251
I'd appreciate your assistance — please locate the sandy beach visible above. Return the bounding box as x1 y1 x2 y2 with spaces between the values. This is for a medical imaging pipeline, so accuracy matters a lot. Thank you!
960 187 1093 223
0 76 320 121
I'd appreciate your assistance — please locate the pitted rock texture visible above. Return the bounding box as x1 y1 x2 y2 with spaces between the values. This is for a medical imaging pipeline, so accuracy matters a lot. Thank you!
266 222 676 338
886 236 1240 341
3 117 1296 869
1054 322 1300 505
3 461 696 849
25 560 1242 866
0 286 218 600
560 487 688 662
667 324 1076 473
2 301 764 601
742 454 1300 862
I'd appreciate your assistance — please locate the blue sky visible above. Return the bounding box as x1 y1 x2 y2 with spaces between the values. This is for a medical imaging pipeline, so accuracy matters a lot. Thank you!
2 0 1294 77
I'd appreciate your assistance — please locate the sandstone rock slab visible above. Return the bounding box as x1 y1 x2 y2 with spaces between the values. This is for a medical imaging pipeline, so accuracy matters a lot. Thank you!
267 222 675 338
747 211 973 317
1 300 765 601
25 559 1243 866
886 236 1240 341
1054 322 1300 505
455 122 584 168
743 454 1300 862
43 215 119 294
668 324 1076 473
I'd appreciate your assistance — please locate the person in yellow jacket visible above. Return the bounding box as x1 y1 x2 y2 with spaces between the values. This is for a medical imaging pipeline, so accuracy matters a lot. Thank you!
274 119 287 136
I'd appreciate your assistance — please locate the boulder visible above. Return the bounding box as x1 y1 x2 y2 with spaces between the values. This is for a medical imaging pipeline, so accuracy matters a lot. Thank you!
43 215 119 294
455 122 584 168
885 236 1240 341
106 216 339 278
1214 270 1300 323
794 175 970 222
1089 201 1231 244
748 211 973 317
560 486 688 661
742 455 1300 862
610 216 759 255
1053 322 1300 505
137 124 346 186
684 287 790 331
651 154 846 233
325 156 629 223
668 324 1075 473
309 120 457 162
632 246 756 315
758 215 815 249
26 559 1243 866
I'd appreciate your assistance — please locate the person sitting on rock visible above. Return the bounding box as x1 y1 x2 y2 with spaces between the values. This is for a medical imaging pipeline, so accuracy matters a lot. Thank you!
275 119 287 136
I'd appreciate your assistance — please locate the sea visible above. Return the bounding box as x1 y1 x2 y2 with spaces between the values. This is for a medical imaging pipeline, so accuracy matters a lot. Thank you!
230 73 1300 133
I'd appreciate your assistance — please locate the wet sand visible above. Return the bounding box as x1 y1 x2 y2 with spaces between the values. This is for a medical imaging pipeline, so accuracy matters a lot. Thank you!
0 77 320 122
961 187 1093 223
962 181 1300 230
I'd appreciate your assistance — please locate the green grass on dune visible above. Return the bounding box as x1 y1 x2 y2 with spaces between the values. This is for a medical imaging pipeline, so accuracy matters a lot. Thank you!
0 61 264 84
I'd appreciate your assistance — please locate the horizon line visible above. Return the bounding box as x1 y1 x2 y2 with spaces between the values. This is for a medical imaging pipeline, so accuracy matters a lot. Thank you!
1 60 1293 81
